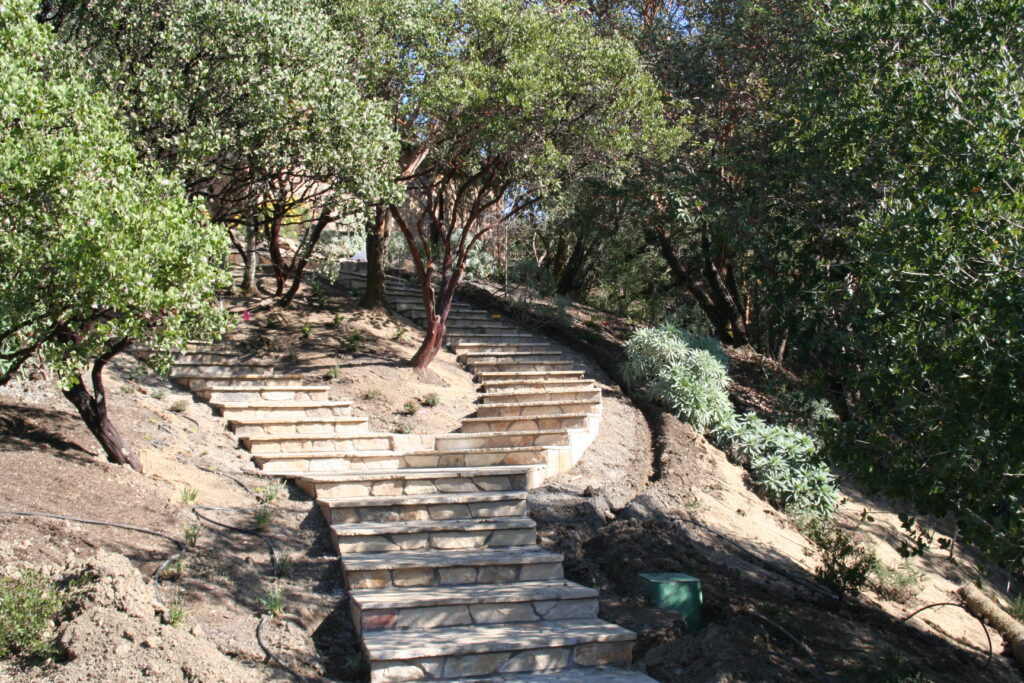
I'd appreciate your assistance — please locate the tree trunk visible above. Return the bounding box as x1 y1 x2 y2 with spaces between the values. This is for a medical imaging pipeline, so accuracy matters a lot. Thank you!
360 207 390 308
62 356 142 472
556 234 592 297
277 207 332 307
410 313 447 369
240 224 259 295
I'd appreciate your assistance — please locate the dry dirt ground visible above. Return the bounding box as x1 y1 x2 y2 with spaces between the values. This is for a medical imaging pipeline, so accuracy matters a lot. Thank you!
2 269 1022 682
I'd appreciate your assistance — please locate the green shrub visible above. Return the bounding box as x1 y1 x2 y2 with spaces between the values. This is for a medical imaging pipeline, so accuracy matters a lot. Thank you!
0 570 65 658
625 323 839 520
395 420 414 434
799 516 877 597
400 401 419 416
421 392 440 407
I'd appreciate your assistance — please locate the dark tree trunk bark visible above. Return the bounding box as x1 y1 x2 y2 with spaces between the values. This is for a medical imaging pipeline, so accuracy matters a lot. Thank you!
266 215 288 297
556 234 593 297
277 207 332 307
61 341 142 472
410 312 448 369
360 207 390 308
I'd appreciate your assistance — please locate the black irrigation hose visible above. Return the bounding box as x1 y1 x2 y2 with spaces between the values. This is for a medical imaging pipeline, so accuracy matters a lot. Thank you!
0 510 184 551
752 610 831 682
901 601 993 670
192 505 279 576
257 614 311 683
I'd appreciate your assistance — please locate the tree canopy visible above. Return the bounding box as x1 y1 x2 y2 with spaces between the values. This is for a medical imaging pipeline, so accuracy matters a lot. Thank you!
0 0 232 469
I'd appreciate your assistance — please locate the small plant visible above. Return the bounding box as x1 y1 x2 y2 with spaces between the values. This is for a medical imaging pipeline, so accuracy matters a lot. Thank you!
151 388 166 400
255 481 284 505
254 505 273 531
331 312 345 327
300 322 313 339
259 585 284 617
799 516 876 597
128 365 150 382
283 350 299 364
363 389 383 400
179 486 199 505
159 558 187 582
169 399 189 414
400 401 419 416
395 420 414 434
871 561 923 603
324 365 342 381
276 555 294 579
183 522 202 548
166 596 188 627
1007 596 1024 624
345 330 364 353
120 383 136 394
0 570 66 658
421 392 440 408
392 326 407 341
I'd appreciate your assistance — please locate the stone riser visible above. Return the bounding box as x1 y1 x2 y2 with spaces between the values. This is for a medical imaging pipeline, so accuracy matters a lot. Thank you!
346 559 563 590
216 404 352 420
230 420 369 437
469 362 577 375
479 390 602 405
299 473 532 500
179 376 298 390
454 344 553 355
334 527 537 554
177 352 248 364
369 639 632 682
243 434 394 454
435 431 569 451
321 499 528 525
482 380 594 392
474 401 601 418
460 415 592 434
254 453 403 474
356 596 598 634
196 387 329 403
461 353 564 364
170 364 273 377
447 334 539 345
403 449 548 468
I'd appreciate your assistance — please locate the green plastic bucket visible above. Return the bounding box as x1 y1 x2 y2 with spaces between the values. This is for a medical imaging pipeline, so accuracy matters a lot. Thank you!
637 572 703 630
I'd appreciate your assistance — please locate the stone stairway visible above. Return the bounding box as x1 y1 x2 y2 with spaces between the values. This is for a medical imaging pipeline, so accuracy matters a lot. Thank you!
169 269 654 682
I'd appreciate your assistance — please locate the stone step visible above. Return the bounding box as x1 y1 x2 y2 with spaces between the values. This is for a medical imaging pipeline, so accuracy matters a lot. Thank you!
435 429 570 452
214 400 353 420
401 446 549 469
474 399 601 417
185 342 229 353
470 361 578 375
176 374 305 390
456 667 657 682
318 491 528 524
176 351 250 364
342 546 564 590
228 415 369 437
390 298 475 313
296 466 545 499
447 333 540 345
242 432 397 454
331 517 537 554
253 450 403 474
478 389 603 405
363 619 635 682
481 379 595 393
170 362 274 377
446 322 520 334
459 351 565 364
453 343 555 355
478 370 584 382
351 580 598 634
459 414 593 434
193 385 330 403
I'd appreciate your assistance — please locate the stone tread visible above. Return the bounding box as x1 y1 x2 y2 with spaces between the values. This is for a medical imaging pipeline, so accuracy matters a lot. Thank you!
342 546 562 571
332 517 535 538
319 491 528 508
242 431 391 442
362 619 635 660
298 465 544 483
228 415 367 426
444 429 572 438
476 400 600 409
197 384 327 393
174 373 301 380
478 370 583 378
351 579 596 609
461 413 593 424
213 400 353 409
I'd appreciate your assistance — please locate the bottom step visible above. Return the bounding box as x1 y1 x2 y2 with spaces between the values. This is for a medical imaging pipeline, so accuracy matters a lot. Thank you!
366 619 636 682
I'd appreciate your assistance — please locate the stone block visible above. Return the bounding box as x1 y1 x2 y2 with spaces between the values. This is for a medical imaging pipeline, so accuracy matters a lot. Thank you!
477 565 517 584
393 568 435 587
438 567 478 585
469 602 537 624
442 652 511 678
432 531 488 550
573 640 633 667
519 563 562 581
498 647 570 673
395 605 472 630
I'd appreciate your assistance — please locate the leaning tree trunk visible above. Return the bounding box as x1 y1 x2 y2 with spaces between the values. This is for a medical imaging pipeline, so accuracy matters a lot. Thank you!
61 343 142 472
278 207 332 307
360 207 390 309
410 313 448 369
